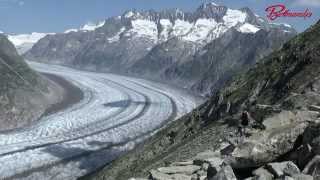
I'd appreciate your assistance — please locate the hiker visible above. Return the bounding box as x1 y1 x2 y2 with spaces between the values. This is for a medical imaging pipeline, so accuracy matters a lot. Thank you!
238 111 250 136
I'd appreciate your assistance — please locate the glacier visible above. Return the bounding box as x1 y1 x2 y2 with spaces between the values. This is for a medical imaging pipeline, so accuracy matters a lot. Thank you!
0 62 201 180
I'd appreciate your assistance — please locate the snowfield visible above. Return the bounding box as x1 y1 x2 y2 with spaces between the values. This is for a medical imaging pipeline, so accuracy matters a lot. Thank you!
0 62 201 180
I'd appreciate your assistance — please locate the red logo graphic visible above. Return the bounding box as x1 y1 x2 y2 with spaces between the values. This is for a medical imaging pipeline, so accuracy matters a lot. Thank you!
265 4 312 21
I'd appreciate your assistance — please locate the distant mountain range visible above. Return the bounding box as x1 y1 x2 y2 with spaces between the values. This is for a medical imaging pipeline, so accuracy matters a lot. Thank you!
7 33 53 54
1 21 105 55
24 3 296 95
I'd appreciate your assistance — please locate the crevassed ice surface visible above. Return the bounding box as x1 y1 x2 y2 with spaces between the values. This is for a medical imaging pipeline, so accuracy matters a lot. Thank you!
0 62 201 180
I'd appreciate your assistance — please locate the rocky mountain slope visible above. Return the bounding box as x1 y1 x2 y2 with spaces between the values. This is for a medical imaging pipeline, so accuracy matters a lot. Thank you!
0 34 63 131
25 3 296 95
83 20 320 180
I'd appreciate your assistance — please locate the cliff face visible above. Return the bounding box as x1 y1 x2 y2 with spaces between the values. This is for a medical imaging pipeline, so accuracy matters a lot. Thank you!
84 20 320 180
0 34 62 131
25 3 296 95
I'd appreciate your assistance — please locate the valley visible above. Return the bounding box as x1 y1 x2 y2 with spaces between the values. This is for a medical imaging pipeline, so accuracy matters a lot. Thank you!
0 61 201 180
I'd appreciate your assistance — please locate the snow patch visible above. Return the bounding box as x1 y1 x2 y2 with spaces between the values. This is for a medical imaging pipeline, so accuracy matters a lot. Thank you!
125 11 135 18
183 18 218 43
238 23 260 33
64 21 105 34
223 9 247 28
172 19 193 37
210 2 219 6
159 19 173 41
81 21 105 31
107 27 126 43
64 29 78 33
125 19 158 41
8 32 53 46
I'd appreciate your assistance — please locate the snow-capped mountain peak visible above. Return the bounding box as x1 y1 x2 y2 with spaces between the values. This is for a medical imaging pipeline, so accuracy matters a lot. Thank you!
81 21 105 31
124 11 135 18
64 20 106 34
25 3 296 95
8 32 51 46
108 3 276 45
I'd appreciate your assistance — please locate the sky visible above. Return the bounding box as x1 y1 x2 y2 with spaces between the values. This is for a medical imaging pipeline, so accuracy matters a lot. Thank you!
0 0 319 34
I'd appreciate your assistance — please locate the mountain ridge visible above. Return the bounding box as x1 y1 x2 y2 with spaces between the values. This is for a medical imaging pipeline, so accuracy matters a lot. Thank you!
84 19 320 180
25 3 296 95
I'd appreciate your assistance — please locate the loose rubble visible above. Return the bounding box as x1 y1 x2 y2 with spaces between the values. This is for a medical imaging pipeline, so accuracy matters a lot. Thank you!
131 118 320 180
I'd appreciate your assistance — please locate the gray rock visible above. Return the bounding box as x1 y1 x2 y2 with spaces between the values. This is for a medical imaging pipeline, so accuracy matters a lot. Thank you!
244 178 253 180
290 174 313 180
295 144 313 168
209 165 237 180
196 170 207 176
267 161 300 177
226 119 308 169
252 167 274 180
194 151 221 165
193 150 224 171
170 174 193 180
308 105 320 113
149 170 172 180
150 170 193 180
157 165 201 175
303 155 320 179
283 176 294 180
302 123 320 155
171 161 194 166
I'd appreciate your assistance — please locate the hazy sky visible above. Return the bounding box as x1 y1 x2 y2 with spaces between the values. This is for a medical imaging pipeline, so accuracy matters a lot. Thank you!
0 0 319 34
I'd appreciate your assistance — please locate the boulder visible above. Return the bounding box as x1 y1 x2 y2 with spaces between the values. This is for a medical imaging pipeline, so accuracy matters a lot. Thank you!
193 150 224 173
196 169 207 176
209 165 237 180
303 155 320 179
225 118 308 169
308 105 320 113
149 170 172 180
283 176 294 180
193 150 221 165
171 161 194 166
244 178 253 180
157 165 201 175
266 161 300 177
302 123 320 154
290 174 313 180
294 144 314 168
170 174 193 180
149 170 193 180
252 167 274 180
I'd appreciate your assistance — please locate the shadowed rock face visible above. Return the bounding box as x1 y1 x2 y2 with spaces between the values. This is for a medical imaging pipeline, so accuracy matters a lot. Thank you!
82 20 320 180
0 34 62 131
24 3 296 95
